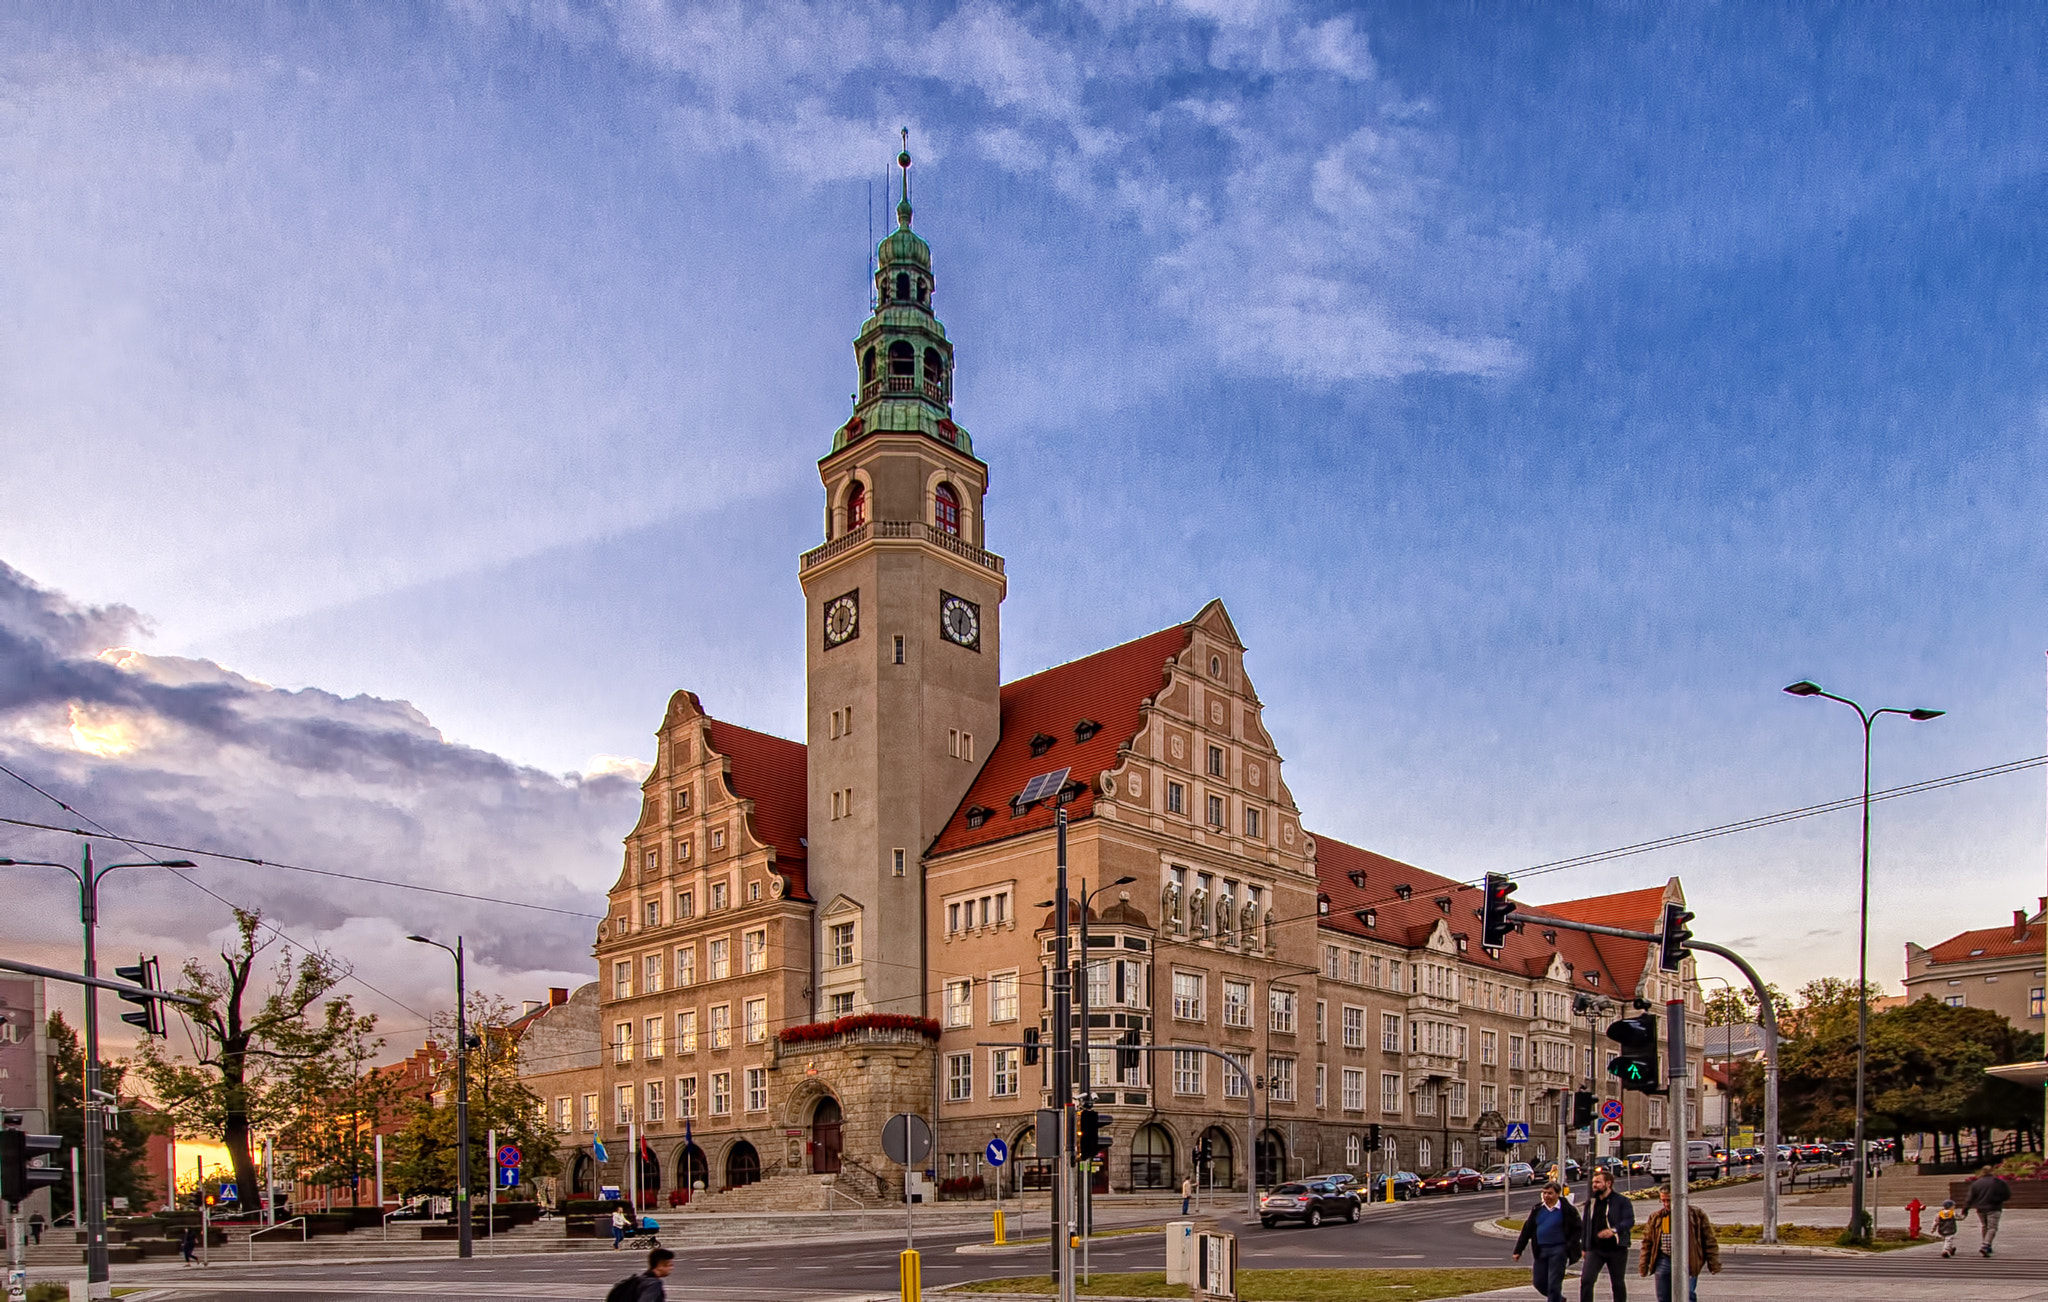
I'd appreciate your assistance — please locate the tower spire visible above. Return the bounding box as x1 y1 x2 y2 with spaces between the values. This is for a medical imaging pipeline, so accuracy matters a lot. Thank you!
897 127 913 228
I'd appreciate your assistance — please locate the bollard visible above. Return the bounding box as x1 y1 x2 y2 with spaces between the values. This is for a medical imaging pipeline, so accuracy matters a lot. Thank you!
1384 1176 1394 1204
899 1247 921 1302
992 1207 1005 1246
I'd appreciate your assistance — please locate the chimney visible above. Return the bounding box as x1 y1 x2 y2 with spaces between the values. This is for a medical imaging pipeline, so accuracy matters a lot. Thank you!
2018 910 2031 940
523 999 543 1016
550 986 570 1006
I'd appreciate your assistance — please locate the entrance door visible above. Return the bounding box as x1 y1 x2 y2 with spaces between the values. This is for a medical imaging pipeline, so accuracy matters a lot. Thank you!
811 1097 844 1174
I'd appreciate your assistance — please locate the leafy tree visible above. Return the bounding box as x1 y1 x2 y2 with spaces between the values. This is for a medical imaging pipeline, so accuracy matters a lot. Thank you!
1703 981 1788 1027
387 994 558 1198
45 1013 162 1212
276 1011 412 1206
132 910 360 1213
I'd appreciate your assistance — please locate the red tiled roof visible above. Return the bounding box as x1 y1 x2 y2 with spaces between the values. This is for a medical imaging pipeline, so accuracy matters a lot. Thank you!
930 623 1192 857
1922 922 2043 966
707 719 811 900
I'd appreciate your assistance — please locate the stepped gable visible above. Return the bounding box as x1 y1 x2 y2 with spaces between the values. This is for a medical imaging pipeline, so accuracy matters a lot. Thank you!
929 622 1191 856
706 717 811 899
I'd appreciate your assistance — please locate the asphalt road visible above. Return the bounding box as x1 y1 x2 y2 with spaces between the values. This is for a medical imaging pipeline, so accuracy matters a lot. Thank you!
117 1185 2037 1301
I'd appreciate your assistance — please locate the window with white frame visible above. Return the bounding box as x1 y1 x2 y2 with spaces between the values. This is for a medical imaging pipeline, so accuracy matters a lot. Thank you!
615 1083 633 1125
709 880 729 910
1087 958 1111 1007
1315 1062 1326 1106
1648 1097 1665 1130
1269 988 1296 1033
710 1071 731 1115
1342 1005 1365 1048
744 997 766 1043
1418 1137 1433 1169
746 1066 767 1112
613 961 632 1000
644 1015 664 1059
991 1047 1019 1097
1449 1081 1467 1117
555 1096 572 1132
1381 1012 1401 1051
674 888 693 919
1223 979 1252 1027
614 1021 633 1064
1347 950 1363 984
675 945 695 988
1323 945 1340 979
1342 1067 1365 1110
581 1093 597 1131
644 953 663 994
677 1076 697 1118
1480 1083 1497 1115
1509 1086 1525 1120
743 929 767 973
829 922 855 967
1480 1029 1497 1064
1346 1133 1362 1165
709 1003 731 1049
1450 1138 1465 1167
829 991 854 1016
1508 1035 1525 1069
989 971 1019 1022
1244 807 1262 838
1173 1048 1204 1095
1223 1051 1251 1099
676 1009 697 1053
709 937 731 980
1415 1081 1437 1116
645 1079 665 1122
1173 971 1204 1021
947 1052 973 1101
946 979 973 1027
1380 1072 1402 1113
1316 1000 1327 1042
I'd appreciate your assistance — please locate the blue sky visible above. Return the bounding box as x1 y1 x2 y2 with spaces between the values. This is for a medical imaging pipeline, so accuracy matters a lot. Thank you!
2 1 2044 1028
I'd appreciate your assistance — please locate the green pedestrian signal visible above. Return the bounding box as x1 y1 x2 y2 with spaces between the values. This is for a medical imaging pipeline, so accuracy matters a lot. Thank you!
1604 1013 1660 1094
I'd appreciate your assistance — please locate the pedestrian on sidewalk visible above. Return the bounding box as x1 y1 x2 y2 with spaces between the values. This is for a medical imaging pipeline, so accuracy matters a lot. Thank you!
1514 1180 1582 1302
1579 1167 1635 1302
179 1225 199 1265
605 1246 675 1302
1934 1199 1961 1257
1637 1186 1720 1302
1181 1175 1194 1216
26 1211 42 1245
611 1203 632 1249
1960 1170 2010 1257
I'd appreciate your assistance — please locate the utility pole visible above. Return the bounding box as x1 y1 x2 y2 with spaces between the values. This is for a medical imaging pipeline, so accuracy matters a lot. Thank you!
1051 805 1073 1302
1667 1000 1689 1297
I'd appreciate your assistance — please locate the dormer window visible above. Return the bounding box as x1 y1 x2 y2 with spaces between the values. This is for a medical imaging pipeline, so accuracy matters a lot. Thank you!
1542 929 1557 944
934 483 960 536
965 805 993 829
1316 893 1329 915
1357 908 1377 928
1347 870 1366 887
1029 733 1057 757
889 340 915 376
1435 897 1452 915
1073 719 1101 743
1395 884 1413 900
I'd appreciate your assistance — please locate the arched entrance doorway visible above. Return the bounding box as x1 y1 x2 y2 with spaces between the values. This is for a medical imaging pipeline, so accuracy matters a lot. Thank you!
811 1097 844 1174
637 1141 662 1204
726 1139 761 1188
1129 1124 1173 1190
674 1145 707 1203
570 1151 592 1195
1197 1127 1234 1191
1255 1129 1286 1190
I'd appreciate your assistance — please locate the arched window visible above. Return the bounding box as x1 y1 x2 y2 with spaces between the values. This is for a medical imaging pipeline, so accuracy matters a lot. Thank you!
888 340 915 376
933 483 960 536
1129 1124 1173 1189
917 278 928 304
862 348 876 382
895 271 911 302
846 481 867 531
725 1139 761 1188
923 347 945 393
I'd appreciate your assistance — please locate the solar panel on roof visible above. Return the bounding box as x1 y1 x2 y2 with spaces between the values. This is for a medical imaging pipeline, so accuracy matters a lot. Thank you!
1015 767 1071 805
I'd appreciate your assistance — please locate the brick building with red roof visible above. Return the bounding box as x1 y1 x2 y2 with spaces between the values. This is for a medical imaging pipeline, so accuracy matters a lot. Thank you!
583 154 1710 1206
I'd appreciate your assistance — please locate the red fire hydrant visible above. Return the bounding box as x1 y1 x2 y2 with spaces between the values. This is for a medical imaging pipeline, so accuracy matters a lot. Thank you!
1905 1198 1925 1239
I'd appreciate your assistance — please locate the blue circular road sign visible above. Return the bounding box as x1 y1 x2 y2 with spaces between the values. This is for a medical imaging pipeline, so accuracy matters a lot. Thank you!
985 1138 1009 1167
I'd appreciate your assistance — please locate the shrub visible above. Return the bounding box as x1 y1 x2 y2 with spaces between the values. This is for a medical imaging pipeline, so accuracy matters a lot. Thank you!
778 1014 941 1045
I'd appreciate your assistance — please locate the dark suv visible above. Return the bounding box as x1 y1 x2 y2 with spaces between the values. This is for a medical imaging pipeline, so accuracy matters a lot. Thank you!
1260 1179 1362 1228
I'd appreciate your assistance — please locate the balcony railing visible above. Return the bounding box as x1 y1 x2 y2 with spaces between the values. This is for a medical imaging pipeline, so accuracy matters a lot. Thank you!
859 375 950 405
800 521 1005 575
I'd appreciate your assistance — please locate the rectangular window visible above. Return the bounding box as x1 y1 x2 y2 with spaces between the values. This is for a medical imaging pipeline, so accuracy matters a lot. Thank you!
947 1052 973 1102
709 1003 731 1050
1415 1081 1437 1116
677 1076 697 1119
1342 1005 1364 1048
1167 782 1185 814
989 971 1019 1022
645 1079 665 1122
710 1071 731 1115
614 1021 633 1064
1267 1055 1296 1102
615 1083 633 1125
709 937 731 980
946 979 973 1027
1207 744 1224 776
893 848 907 877
1347 950 1362 984
829 922 855 967
644 1015 664 1059
1316 999 1327 1043
675 889 694 920
1244 807 1262 838
829 991 854 1016
1173 1049 1204 1095
1172 971 1204 1021
1206 794 1225 826
1323 945 1340 979
1380 1072 1401 1114
1508 1035 1525 1069
947 902 961 934
746 1066 767 1112
1480 1029 1497 1065
1315 1062 1326 1107
676 1009 697 1054
1480 1083 1497 1116
643 897 661 927
1223 978 1252 1028
1223 1051 1251 1099
1341 1067 1365 1110
710 880 729 910
1449 1081 1467 1117
672 786 691 814
1380 1013 1401 1052
1509 1086 1525 1120
581 1093 597 1132
675 945 695 988
1268 988 1296 1033
644 954 663 994
991 1048 1018 1098
744 997 766 1043
743 929 767 974
613 961 632 1000
893 634 904 663
555 1096 572 1132
1648 1097 1665 1130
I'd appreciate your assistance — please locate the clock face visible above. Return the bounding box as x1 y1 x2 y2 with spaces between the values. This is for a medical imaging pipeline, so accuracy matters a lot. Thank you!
823 591 860 647
940 593 980 649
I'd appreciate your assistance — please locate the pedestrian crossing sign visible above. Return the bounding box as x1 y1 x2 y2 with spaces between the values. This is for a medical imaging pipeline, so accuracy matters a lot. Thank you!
1502 1122 1530 1144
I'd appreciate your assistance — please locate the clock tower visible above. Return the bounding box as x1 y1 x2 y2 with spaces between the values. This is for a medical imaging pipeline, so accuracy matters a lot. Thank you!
800 144 1005 1021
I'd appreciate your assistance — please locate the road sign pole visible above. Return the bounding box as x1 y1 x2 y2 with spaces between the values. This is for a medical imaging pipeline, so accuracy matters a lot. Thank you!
1667 1000 1689 1299
487 1129 495 1237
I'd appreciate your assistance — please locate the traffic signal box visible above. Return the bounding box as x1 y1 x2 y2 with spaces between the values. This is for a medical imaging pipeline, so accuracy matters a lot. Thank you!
1077 1109 1109 1163
1658 905 1696 974
1 1129 64 1206
1605 1013 1661 1093
1480 873 1519 949
115 954 167 1037
1571 1091 1597 1129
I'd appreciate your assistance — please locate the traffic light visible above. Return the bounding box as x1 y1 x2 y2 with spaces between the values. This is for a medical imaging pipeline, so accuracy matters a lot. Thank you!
1480 873 1519 948
1 1129 64 1206
1077 1109 1104 1161
1605 1013 1660 1093
1022 1027 1040 1066
1115 1029 1141 1075
1658 904 1695 974
1366 1124 1380 1150
1572 1091 1597 1129
114 955 166 1037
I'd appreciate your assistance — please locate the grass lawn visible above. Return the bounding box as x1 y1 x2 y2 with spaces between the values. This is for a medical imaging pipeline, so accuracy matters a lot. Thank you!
1492 1218 1921 1251
951 1268 1526 1299
999 1225 1167 1247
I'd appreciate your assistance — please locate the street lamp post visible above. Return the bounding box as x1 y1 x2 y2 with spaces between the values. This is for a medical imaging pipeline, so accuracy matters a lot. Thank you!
1783 680 1942 1241
407 934 471 1259
1 849 193 1299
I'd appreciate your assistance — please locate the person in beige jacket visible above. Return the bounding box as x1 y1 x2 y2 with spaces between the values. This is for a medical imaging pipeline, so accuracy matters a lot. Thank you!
1637 1187 1722 1302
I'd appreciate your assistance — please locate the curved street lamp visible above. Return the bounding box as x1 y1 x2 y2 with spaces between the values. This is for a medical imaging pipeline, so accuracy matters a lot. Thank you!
407 933 472 1259
1782 680 1942 1241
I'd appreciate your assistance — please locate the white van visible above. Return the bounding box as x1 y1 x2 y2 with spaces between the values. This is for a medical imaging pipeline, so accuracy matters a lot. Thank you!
1647 1141 1718 1182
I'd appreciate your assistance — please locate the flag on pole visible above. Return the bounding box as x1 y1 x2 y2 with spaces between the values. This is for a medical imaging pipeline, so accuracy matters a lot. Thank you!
593 1137 609 1163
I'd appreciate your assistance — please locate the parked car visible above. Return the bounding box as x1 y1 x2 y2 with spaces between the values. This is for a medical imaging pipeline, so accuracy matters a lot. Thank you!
1303 1173 1360 1193
1626 1152 1655 1174
1369 1170 1423 1201
1480 1162 1536 1190
1649 1141 1719 1182
1421 1167 1485 1196
1260 1179 1362 1227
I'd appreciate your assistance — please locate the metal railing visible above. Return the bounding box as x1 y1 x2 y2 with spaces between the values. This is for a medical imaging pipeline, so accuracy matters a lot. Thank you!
248 1216 307 1259
824 1184 869 1211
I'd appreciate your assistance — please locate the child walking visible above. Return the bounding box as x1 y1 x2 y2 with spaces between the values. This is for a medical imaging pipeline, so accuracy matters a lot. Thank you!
1935 1199 1962 1257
